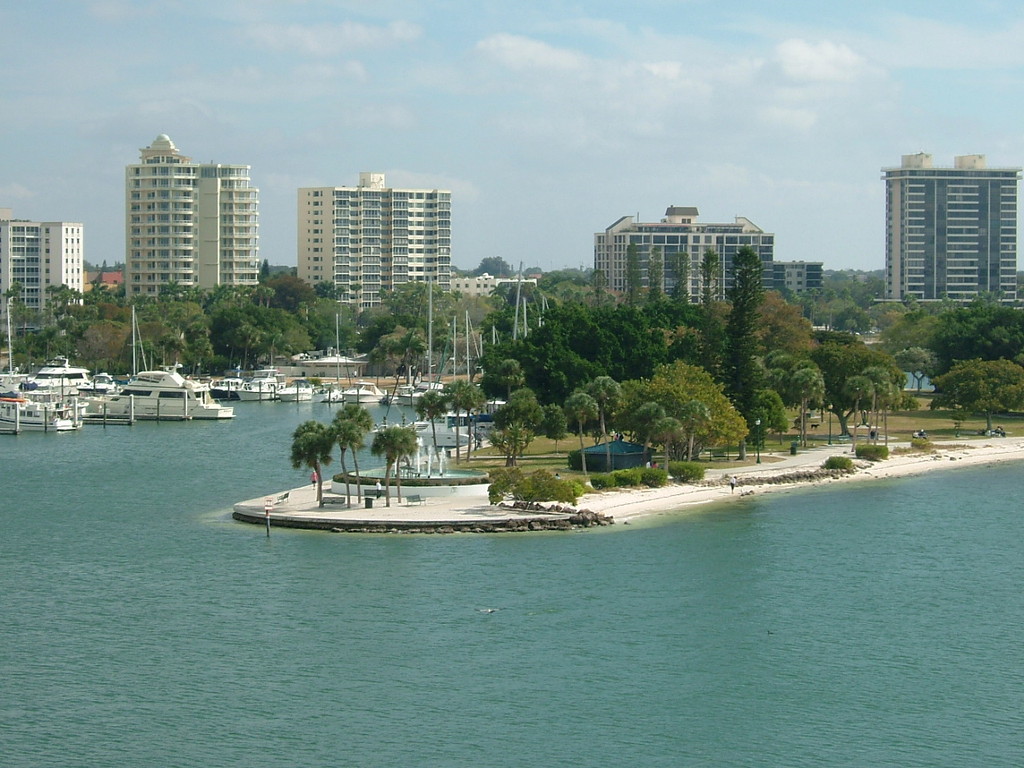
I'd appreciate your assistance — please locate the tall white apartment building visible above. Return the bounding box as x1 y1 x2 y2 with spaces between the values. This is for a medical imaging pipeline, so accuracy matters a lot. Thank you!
298 172 451 308
594 207 775 300
0 208 84 321
884 153 1020 304
125 134 259 297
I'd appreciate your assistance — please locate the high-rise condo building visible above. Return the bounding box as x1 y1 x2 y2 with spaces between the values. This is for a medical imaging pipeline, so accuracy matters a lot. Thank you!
125 134 259 297
0 208 84 321
297 173 451 308
884 153 1020 304
594 207 775 300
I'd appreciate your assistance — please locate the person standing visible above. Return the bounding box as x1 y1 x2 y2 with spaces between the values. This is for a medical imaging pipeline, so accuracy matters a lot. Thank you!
729 475 737 493
310 470 318 486
375 480 383 499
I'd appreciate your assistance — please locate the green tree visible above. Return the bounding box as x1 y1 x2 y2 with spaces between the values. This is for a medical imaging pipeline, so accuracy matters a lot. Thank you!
810 338 902 436
676 402 710 461
414 388 451 465
492 388 544 466
790 365 825 447
893 347 938 392
290 420 335 507
652 416 685 468
844 374 874 452
625 243 642 306
586 375 622 471
668 251 689 303
564 390 599 477
724 246 765 438
331 404 374 505
699 248 725 378
370 425 419 506
647 246 664 303
931 359 1024 432
443 379 486 463
541 402 568 452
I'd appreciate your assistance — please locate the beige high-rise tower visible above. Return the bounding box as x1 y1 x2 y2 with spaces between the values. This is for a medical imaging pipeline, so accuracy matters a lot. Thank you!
125 135 259 297
298 172 451 308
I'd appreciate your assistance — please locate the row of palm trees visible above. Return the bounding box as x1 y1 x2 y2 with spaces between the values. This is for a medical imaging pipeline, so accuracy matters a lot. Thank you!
289 403 420 508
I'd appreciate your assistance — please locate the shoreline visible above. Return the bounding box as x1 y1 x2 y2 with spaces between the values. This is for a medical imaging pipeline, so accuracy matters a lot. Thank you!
234 437 1024 533
581 437 1024 524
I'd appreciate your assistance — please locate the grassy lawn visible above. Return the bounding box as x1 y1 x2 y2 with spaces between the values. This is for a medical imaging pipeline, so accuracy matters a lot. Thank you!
453 394 1024 477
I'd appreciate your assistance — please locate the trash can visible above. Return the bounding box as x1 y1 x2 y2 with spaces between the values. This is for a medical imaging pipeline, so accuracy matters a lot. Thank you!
364 496 374 509
790 441 798 455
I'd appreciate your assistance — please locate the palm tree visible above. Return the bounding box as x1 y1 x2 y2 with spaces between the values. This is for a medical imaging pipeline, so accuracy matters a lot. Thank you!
586 375 622 472
790 366 825 447
414 388 450 470
677 400 711 460
444 378 485 463
564 390 599 477
290 420 334 507
652 416 684 470
845 375 874 453
332 403 373 502
371 425 419 506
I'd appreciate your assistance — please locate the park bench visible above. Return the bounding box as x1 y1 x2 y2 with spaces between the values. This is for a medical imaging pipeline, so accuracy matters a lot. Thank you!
405 494 425 506
321 494 349 505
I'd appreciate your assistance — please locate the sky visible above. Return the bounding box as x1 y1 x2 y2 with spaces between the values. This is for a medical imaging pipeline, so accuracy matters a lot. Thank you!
4 0 1024 274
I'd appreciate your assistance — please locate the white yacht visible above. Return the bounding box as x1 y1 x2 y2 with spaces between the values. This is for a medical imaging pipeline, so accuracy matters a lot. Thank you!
277 378 314 402
342 381 386 404
24 357 93 396
236 368 284 401
85 369 234 420
0 394 82 432
312 384 345 403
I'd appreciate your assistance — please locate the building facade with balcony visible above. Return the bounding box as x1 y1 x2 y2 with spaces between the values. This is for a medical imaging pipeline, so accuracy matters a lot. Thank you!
125 135 260 297
594 207 775 300
297 173 451 308
0 208 83 321
884 153 1019 304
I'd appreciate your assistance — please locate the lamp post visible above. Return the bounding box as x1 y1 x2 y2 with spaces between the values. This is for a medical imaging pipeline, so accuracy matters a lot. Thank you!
755 418 761 464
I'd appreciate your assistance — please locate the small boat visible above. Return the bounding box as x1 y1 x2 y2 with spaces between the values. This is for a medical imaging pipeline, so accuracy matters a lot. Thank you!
277 378 314 402
0 395 82 432
210 376 245 400
85 368 233 420
77 372 119 396
341 380 386 404
236 368 284 401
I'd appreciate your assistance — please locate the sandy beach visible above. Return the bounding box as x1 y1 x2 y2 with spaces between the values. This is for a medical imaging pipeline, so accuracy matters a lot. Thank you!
580 437 1024 524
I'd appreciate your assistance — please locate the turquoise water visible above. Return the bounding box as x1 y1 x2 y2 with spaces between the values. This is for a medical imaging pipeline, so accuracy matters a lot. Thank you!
2 401 1022 766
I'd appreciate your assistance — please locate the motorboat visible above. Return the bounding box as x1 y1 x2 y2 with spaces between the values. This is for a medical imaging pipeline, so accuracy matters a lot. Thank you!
84 368 234 420
236 368 284 401
312 384 345 404
77 372 119 396
277 378 314 402
0 394 81 432
341 381 386 404
23 356 93 396
210 376 245 400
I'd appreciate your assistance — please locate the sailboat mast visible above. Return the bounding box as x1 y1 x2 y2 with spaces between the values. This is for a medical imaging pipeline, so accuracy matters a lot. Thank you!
5 297 12 374
335 313 341 382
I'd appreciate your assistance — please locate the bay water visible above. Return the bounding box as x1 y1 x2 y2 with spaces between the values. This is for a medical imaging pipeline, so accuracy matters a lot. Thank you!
2 401 1022 766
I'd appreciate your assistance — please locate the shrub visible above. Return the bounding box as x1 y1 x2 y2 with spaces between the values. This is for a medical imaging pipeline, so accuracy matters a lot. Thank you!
610 468 643 487
909 437 933 452
567 449 582 471
822 455 854 471
855 444 889 462
640 468 669 488
668 461 705 483
588 473 615 490
488 468 579 504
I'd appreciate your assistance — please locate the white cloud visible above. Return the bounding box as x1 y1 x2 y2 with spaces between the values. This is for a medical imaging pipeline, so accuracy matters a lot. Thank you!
246 19 420 56
775 39 868 82
475 34 589 72
0 183 35 201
